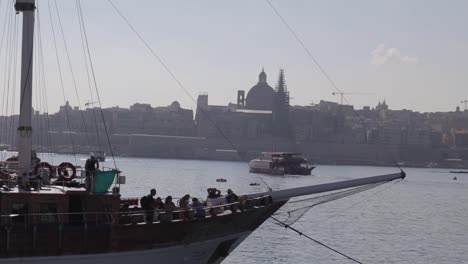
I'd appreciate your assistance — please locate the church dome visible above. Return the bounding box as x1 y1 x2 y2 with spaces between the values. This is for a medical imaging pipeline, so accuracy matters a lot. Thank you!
246 69 275 110
170 101 180 108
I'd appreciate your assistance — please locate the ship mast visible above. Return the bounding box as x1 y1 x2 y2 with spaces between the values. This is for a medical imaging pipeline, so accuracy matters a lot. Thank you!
15 0 36 176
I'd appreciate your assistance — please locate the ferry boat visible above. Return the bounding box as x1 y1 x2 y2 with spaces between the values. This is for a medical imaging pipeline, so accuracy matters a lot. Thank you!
449 170 468 174
0 1 406 263
249 152 315 176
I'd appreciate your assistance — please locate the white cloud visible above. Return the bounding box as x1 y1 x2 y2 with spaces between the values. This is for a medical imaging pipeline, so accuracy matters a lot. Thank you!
371 44 419 66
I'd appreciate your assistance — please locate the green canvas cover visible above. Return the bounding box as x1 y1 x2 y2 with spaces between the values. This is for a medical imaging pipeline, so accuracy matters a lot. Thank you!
93 170 117 193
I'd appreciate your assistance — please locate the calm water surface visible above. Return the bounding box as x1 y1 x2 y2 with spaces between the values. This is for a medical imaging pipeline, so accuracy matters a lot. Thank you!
9 152 468 264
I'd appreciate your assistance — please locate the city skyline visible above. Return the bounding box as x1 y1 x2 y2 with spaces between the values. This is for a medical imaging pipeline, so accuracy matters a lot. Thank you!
0 0 467 115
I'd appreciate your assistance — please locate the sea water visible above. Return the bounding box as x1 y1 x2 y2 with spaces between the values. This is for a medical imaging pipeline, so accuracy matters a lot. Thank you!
21 153 468 263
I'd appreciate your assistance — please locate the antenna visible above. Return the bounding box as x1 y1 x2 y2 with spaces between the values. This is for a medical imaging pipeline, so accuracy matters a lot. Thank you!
461 100 468 111
331 92 374 105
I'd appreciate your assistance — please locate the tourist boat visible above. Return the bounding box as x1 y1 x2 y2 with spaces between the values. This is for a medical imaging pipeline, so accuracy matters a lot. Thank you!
449 170 468 174
0 1 405 263
249 152 315 176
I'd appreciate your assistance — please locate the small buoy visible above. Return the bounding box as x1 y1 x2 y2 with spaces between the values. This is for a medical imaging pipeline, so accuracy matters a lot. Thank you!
453 176 457 180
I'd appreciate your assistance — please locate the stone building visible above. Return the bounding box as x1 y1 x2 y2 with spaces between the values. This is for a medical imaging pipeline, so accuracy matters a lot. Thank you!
195 69 291 139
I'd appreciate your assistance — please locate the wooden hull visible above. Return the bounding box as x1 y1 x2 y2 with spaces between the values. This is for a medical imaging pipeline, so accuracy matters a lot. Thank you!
0 231 251 264
0 172 405 263
0 201 285 264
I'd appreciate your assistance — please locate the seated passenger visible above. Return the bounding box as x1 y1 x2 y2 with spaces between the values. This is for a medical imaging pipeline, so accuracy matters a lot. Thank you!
207 188 221 199
0 170 12 188
39 168 50 185
225 189 239 203
160 196 176 222
119 203 130 224
154 197 164 210
179 194 190 208
225 189 240 212
191 198 206 219
27 172 40 190
178 194 191 220
17 172 27 190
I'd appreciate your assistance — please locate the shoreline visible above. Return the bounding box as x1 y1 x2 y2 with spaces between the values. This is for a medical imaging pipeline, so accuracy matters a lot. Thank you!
3 149 466 170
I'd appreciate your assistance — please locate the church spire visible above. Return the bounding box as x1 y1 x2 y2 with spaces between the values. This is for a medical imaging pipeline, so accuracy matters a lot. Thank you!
258 68 267 83
276 69 286 93
272 69 290 138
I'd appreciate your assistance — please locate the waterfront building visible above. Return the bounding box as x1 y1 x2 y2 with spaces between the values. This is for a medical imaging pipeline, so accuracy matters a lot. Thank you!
196 69 292 140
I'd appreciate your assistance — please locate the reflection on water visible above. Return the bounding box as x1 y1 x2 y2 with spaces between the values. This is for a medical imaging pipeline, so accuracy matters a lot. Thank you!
3 152 468 263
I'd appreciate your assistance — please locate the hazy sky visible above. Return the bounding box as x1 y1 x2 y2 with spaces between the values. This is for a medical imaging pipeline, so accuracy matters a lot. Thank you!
1 0 467 114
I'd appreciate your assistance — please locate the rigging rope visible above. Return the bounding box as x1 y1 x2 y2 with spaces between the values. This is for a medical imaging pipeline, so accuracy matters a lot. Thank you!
5 7 18 147
47 0 78 165
265 0 347 105
53 0 92 148
34 11 46 153
74 0 103 153
269 178 405 263
0 0 9 146
36 4 54 162
265 0 370 139
10 14 19 147
1 4 12 145
319 178 403 224
106 0 272 190
0 1 8 136
270 216 365 264
76 0 117 170
275 182 385 226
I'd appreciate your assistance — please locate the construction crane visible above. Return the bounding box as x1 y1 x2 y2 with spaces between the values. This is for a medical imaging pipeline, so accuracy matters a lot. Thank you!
85 101 97 108
332 92 374 105
461 100 468 111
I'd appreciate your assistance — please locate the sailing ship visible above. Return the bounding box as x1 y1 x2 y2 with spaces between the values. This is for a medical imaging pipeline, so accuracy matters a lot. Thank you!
0 1 405 263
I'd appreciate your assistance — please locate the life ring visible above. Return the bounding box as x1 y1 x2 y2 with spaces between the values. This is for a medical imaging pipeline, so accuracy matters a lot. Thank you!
57 162 76 181
6 157 18 162
33 162 54 175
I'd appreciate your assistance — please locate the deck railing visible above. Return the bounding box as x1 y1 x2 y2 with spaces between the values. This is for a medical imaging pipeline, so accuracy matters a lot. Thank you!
0 195 272 228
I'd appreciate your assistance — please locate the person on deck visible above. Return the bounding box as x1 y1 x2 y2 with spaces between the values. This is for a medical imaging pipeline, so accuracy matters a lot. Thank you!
119 203 131 224
27 172 41 191
18 172 28 190
207 188 221 199
140 188 157 223
190 198 206 219
225 189 239 203
178 194 191 220
207 188 224 216
226 189 240 212
85 155 99 192
161 196 176 222
154 197 164 210
31 151 41 167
